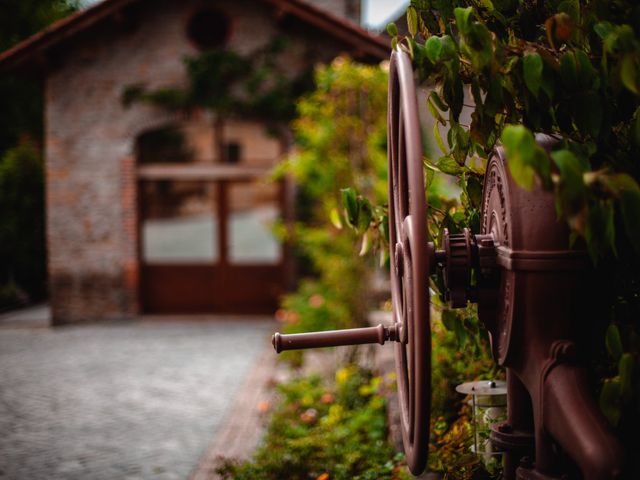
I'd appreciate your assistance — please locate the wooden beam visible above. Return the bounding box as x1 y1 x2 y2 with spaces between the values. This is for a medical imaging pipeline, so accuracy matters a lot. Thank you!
137 164 272 181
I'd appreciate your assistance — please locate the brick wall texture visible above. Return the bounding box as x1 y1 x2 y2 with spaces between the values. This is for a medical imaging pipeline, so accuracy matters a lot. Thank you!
45 0 355 324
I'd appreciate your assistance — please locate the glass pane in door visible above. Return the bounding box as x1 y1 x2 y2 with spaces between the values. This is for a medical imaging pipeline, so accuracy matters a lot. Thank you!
228 181 281 264
141 181 218 263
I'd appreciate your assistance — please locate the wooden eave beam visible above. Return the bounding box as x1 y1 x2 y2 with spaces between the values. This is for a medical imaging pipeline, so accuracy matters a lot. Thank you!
262 0 389 60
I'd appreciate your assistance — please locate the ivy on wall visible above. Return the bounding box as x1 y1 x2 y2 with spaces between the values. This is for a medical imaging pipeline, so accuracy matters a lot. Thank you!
123 37 314 126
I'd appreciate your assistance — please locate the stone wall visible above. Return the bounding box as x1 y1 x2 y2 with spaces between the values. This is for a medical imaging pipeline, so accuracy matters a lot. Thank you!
45 0 353 324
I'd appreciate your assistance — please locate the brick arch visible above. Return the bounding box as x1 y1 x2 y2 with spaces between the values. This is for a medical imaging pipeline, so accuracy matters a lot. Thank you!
127 111 189 157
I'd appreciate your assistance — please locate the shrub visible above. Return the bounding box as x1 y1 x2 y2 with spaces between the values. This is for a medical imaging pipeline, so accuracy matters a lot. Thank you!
216 365 411 480
273 59 389 364
0 139 46 309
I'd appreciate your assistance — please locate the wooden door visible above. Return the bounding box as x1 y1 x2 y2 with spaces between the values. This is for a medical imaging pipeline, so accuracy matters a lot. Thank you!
139 176 285 314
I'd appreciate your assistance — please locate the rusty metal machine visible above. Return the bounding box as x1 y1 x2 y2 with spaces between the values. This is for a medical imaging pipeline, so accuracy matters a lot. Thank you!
272 49 625 479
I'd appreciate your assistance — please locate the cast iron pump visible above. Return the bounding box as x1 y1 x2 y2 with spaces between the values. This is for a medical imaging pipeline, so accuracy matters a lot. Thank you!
272 49 625 479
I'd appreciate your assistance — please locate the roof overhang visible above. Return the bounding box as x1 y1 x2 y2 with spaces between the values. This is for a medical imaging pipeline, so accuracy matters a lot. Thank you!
0 0 390 73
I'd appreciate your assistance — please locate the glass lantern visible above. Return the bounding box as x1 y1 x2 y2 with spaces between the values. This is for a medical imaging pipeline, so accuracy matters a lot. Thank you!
456 380 507 470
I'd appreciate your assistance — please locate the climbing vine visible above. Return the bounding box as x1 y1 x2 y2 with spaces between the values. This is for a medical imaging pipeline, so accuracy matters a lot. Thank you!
123 37 314 126
380 0 640 467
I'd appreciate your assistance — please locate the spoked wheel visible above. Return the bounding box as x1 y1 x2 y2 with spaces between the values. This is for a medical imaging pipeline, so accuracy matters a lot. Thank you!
387 48 431 476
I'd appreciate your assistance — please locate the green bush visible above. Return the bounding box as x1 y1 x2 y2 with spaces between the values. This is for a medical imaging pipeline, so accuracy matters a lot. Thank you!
274 57 502 476
216 365 411 480
273 59 389 365
0 1 81 309
0 139 46 309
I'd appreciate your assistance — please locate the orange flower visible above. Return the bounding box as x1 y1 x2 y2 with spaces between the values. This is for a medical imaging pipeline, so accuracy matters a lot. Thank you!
287 311 300 325
300 408 318 424
309 294 325 308
275 309 288 323
320 393 335 404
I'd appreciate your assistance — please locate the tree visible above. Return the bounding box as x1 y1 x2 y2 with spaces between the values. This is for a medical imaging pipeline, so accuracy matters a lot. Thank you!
0 0 80 153
0 0 80 308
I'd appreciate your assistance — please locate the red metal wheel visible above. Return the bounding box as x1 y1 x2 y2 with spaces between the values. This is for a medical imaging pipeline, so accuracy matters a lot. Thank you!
387 48 431 476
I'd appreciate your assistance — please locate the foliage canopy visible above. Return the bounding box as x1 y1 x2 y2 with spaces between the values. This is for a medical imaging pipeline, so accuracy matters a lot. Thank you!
380 0 640 467
0 0 80 308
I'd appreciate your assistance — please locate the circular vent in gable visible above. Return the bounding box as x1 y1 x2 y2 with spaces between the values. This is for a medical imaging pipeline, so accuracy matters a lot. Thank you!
186 7 231 50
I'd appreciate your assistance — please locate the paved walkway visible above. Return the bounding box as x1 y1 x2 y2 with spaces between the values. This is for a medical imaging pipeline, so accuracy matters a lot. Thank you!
0 311 276 480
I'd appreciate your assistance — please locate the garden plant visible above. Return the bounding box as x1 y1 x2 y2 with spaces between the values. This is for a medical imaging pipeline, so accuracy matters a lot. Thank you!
385 0 638 475
222 56 502 478
260 0 640 478
0 0 80 309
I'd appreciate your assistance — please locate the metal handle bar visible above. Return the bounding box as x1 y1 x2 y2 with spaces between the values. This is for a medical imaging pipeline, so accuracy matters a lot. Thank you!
272 324 399 353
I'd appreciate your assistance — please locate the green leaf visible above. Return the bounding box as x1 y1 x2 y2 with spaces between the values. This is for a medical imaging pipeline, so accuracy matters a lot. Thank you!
441 309 467 345
601 174 640 254
359 230 370 256
619 353 634 402
386 22 398 37
460 23 493 70
575 50 597 90
329 208 343 229
558 0 580 23
425 36 443 63
466 175 483 209
600 378 622 426
407 6 418 37
436 156 465 176
439 35 457 59
427 97 446 125
430 90 448 111
454 7 473 35
501 125 550 190
341 187 358 228
449 124 470 165
357 198 373 231
560 52 578 89
551 149 587 215
433 123 448 155
621 53 639 95
523 53 543 96
606 324 623 361
425 167 435 192
594 21 614 40
441 309 458 331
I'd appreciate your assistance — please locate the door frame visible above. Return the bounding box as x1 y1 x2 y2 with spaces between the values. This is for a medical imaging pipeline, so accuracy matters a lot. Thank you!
136 165 289 314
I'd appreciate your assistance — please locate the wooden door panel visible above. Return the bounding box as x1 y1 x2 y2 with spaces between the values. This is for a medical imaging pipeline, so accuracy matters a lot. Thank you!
141 265 216 313
138 177 286 315
212 265 284 313
141 264 283 314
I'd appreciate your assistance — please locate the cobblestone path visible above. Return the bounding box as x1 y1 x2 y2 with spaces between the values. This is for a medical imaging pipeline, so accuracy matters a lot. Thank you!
0 319 274 480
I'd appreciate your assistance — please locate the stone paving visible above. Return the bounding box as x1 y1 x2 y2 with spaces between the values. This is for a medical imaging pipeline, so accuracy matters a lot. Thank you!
0 315 275 480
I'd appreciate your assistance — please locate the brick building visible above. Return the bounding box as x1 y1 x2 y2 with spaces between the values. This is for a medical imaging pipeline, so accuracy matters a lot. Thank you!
0 0 387 324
